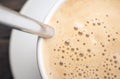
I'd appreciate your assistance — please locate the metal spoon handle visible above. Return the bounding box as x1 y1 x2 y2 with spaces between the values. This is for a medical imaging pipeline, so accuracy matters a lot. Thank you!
0 5 54 38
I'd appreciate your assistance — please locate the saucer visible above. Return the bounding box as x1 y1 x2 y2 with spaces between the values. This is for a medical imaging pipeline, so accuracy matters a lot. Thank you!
10 0 58 79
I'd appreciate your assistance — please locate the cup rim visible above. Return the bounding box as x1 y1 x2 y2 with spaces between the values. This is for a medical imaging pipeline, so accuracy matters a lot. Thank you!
37 0 66 79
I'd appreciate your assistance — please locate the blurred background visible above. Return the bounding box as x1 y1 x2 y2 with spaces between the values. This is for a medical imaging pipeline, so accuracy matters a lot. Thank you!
0 0 26 79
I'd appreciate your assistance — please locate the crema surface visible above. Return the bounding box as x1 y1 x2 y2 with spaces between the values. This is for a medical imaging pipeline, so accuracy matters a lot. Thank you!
42 0 120 79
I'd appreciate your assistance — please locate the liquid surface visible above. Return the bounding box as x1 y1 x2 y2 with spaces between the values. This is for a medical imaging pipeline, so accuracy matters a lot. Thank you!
41 0 120 79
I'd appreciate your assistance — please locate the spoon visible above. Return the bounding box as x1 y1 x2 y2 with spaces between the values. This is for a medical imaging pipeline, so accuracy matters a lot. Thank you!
0 5 54 38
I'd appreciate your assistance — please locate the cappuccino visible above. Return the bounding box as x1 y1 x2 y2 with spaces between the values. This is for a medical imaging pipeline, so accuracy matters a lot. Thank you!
41 0 120 79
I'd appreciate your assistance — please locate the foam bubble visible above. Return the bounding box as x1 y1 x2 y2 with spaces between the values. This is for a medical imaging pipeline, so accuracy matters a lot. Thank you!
85 34 90 37
104 49 107 52
107 35 110 38
104 76 107 79
74 52 77 55
114 61 117 64
102 45 105 47
71 48 75 51
95 18 98 20
66 47 69 50
108 68 111 71
112 38 116 41
107 73 110 75
49 73 52 75
57 49 60 51
104 26 106 28
59 62 63 66
62 50 65 53
108 39 110 42
78 73 82 76
88 55 92 58
91 32 93 34
54 63 56 65
76 48 79 50
106 14 109 17
97 23 101 26
78 32 83 35
77 39 79 42
53 49 56 51
76 58 79 61
93 23 96 26
84 56 87 59
104 70 106 72
85 24 87 26
64 41 70 46
63 73 67 76
61 56 64 59
74 27 78 30
109 59 112 62
118 67 120 70
83 43 86 45
87 49 91 52
114 75 117 78
116 32 118 34
86 66 89 68
102 53 105 56
86 21 90 24
79 53 84 57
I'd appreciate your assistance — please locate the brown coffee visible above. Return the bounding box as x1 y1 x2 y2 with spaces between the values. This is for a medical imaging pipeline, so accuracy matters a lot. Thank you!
41 0 120 79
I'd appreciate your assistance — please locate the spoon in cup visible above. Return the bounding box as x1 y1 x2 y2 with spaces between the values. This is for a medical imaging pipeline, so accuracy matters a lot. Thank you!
0 5 54 38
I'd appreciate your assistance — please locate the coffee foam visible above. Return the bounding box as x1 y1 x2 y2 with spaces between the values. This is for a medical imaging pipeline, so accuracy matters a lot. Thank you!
41 0 120 79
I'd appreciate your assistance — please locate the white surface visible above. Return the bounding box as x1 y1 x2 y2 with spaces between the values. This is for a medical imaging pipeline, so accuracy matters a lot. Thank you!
10 0 58 79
